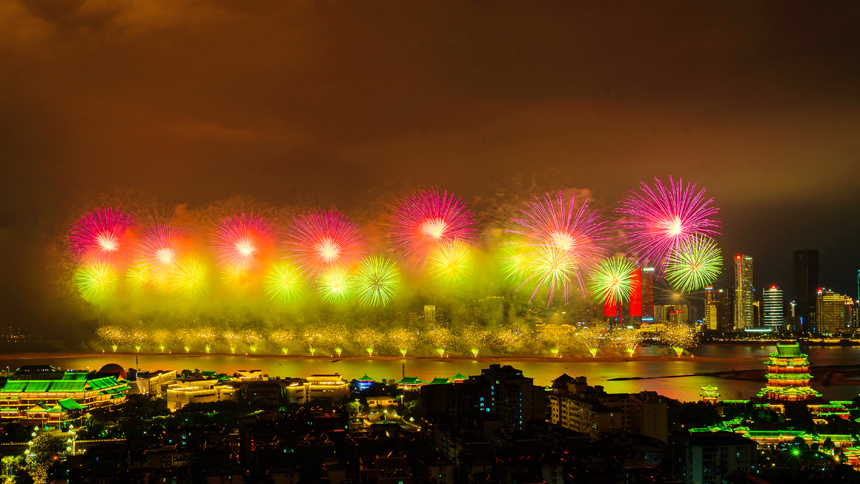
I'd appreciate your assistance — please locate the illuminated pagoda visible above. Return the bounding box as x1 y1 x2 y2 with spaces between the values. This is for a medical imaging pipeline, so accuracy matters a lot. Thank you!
700 384 720 404
356 374 374 391
757 342 821 402
451 372 467 383
396 376 426 391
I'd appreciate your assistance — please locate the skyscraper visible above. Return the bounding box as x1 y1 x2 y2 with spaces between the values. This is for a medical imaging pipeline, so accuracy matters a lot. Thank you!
763 286 784 331
816 290 851 335
642 267 655 321
424 305 436 324
793 250 819 333
734 255 754 330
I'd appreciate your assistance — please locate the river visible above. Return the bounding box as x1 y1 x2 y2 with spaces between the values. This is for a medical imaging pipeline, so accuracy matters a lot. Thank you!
2 344 859 402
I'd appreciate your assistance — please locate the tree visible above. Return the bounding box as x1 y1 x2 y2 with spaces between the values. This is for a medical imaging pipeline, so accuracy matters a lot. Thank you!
25 432 64 484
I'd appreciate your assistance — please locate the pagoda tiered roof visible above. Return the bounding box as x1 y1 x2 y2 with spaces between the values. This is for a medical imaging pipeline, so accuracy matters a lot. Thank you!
764 342 810 366
764 373 813 380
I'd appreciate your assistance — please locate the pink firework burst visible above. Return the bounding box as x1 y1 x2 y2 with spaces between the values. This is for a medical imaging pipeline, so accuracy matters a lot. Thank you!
615 176 720 276
212 213 275 271
134 225 188 286
285 210 365 279
67 207 136 266
505 192 609 305
390 188 477 268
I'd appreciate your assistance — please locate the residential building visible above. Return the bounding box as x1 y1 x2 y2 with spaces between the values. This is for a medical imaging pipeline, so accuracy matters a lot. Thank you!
420 365 546 429
734 255 754 330
629 391 668 443
670 431 758 484
793 249 819 332
549 375 630 440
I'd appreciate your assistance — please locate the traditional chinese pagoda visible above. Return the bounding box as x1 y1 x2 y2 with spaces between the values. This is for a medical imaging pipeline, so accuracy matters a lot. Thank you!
757 342 822 402
700 384 720 404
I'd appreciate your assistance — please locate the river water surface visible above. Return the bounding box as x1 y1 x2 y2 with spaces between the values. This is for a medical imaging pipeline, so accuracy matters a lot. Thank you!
2 344 859 402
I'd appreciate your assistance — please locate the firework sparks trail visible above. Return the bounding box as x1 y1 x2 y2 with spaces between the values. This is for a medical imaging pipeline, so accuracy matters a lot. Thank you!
616 177 720 277
68 207 136 266
268 328 295 354
390 188 477 269
505 192 609 306
386 327 417 356
662 322 697 357
286 210 365 280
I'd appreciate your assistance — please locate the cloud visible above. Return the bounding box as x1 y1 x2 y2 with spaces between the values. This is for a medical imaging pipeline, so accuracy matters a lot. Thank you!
169 121 260 141
0 1 54 51
76 0 238 36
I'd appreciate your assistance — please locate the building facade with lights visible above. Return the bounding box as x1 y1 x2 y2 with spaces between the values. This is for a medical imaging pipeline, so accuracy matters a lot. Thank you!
763 286 784 331
734 255 754 330
816 290 852 334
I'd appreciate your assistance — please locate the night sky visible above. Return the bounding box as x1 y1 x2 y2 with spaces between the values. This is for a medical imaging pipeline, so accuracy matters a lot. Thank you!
2 1 859 333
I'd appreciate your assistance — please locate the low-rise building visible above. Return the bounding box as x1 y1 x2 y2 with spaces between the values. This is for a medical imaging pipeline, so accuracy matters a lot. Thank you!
136 370 177 397
549 376 630 439
283 374 350 404
0 372 130 421
165 378 236 411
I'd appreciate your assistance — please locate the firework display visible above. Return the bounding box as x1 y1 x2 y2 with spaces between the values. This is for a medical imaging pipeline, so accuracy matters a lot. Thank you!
430 240 472 286
268 328 295 355
505 192 609 306
71 179 722 358
588 256 635 306
390 188 477 268
661 322 697 357
354 256 400 307
213 213 274 272
67 207 136 266
286 210 365 279
76 263 119 303
170 257 207 299
317 268 354 302
135 225 187 289
386 327 417 356
666 235 722 293
263 261 303 303
616 176 720 276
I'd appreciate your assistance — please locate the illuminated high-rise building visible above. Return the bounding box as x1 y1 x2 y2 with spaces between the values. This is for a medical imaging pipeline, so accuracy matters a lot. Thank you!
424 305 436 324
734 255 754 330
816 290 851 335
641 268 655 321
793 250 819 333
763 286 784 331
705 287 719 331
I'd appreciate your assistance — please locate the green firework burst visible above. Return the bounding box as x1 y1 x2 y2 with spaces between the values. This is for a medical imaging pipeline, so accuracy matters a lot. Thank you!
355 256 400 307
318 267 354 302
170 257 207 299
264 261 303 303
588 256 635 305
430 241 472 286
667 236 722 293
75 262 119 302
